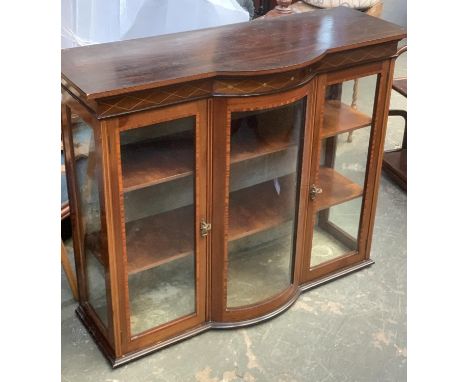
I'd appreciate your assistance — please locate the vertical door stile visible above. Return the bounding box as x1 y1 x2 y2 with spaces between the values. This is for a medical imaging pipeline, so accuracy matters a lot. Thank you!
362 58 397 260
100 117 125 356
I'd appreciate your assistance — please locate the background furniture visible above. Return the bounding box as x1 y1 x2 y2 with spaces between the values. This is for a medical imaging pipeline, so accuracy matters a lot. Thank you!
62 7 405 366
255 0 382 16
382 45 407 190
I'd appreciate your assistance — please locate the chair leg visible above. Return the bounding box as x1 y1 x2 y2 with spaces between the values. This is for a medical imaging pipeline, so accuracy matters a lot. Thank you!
347 79 360 143
61 240 78 301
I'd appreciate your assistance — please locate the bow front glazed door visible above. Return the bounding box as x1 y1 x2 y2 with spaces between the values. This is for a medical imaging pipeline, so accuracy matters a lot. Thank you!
211 84 315 323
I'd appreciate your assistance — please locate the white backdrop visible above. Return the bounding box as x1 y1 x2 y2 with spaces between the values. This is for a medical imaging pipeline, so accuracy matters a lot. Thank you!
62 0 249 48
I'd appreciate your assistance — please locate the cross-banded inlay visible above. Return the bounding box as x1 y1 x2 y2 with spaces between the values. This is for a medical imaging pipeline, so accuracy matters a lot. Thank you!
214 71 306 95
317 43 397 70
98 81 212 118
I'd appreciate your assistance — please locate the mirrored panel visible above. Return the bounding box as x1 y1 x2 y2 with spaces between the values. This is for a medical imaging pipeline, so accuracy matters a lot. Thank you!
119 117 197 335
227 99 306 308
72 118 108 326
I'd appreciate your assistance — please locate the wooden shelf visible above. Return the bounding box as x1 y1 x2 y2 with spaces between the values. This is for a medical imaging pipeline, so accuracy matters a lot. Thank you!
231 135 296 165
321 100 372 139
120 175 296 274
90 168 361 274
125 205 195 275
316 167 363 211
121 131 194 192
228 176 295 241
120 100 371 192
122 131 295 192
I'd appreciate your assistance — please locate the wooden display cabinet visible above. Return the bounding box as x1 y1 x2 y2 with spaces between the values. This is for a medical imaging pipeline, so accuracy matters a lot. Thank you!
61 7 405 366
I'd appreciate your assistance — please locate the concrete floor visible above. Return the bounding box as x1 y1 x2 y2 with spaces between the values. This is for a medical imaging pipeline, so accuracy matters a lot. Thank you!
62 49 407 382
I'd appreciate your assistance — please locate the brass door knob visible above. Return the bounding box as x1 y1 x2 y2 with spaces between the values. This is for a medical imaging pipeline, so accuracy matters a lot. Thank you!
309 185 323 200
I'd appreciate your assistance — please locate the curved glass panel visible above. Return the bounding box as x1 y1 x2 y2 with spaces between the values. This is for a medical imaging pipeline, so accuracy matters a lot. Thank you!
227 99 306 308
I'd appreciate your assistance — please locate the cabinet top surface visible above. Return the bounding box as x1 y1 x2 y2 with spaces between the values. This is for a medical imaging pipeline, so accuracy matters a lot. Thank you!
61 7 405 100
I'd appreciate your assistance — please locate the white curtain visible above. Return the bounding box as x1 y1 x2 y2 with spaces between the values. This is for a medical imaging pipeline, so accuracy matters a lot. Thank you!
62 0 249 48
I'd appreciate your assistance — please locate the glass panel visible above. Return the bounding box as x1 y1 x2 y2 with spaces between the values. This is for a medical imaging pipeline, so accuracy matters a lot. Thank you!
310 75 377 268
227 99 306 308
119 117 196 335
310 197 362 267
72 119 108 326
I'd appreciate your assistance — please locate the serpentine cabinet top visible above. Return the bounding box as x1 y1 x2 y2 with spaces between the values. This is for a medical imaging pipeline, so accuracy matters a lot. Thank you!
61 7 406 108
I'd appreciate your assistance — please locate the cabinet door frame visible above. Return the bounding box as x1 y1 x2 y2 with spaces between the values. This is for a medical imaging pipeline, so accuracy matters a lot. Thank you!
211 82 317 324
300 60 396 284
104 100 209 354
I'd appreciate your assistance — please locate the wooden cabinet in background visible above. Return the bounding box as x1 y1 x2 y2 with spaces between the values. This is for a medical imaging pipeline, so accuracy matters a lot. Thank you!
61 7 405 366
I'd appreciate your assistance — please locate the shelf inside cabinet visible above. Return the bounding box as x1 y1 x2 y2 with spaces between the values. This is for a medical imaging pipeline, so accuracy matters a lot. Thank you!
125 205 195 275
231 136 296 165
316 167 363 211
121 164 361 275
321 100 372 139
121 132 194 193
228 176 295 241
121 175 296 274
121 132 296 193
90 168 361 275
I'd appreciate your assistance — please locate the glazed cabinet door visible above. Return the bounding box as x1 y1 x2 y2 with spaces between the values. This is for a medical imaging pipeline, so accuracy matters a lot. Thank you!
301 61 394 283
108 100 209 353
212 85 314 323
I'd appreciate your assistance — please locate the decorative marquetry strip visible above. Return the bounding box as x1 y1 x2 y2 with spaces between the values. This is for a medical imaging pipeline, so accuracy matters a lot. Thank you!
97 80 212 118
315 42 397 71
213 69 308 96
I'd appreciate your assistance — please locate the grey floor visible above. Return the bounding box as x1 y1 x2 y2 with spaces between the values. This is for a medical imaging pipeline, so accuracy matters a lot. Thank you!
62 49 407 382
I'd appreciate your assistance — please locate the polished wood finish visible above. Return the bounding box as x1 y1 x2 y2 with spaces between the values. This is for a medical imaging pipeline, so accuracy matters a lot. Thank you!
61 8 405 366
61 7 404 100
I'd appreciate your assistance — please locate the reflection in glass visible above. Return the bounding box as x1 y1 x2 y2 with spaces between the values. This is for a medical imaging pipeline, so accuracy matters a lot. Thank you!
119 117 196 335
73 120 108 326
227 99 306 308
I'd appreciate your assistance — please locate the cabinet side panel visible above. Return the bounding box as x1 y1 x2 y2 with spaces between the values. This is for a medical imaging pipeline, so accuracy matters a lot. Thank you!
62 101 115 349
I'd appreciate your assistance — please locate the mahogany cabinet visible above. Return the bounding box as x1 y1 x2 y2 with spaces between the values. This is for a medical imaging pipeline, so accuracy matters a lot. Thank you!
61 7 405 366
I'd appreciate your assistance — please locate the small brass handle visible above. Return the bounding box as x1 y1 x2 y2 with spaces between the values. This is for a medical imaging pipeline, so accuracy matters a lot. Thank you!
200 220 212 237
309 185 323 200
